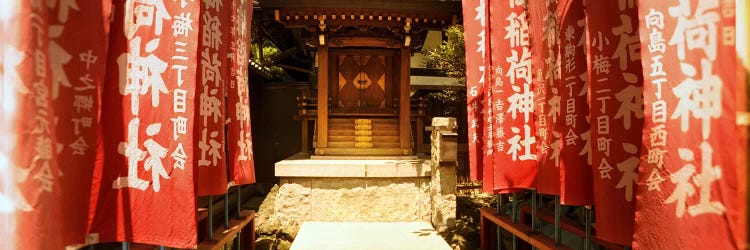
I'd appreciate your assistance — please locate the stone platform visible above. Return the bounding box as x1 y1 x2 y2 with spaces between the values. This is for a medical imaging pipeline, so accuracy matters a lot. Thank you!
290 222 451 250
275 153 431 178
271 154 433 224
255 118 459 249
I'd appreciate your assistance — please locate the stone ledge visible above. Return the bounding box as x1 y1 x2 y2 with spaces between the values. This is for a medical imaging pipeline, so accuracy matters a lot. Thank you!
275 154 431 177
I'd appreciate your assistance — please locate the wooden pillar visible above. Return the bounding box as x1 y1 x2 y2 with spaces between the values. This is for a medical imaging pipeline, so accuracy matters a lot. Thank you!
399 47 411 155
316 46 329 152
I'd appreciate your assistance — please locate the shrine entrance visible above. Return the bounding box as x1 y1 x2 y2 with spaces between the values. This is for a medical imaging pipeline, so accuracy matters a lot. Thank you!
321 49 403 156
330 49 395 115
260 2 459 157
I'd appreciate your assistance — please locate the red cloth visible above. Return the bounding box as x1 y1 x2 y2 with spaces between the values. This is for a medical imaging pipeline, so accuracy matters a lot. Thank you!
195 0 230 196
0 2 112 249
529 0 561 196
227 0 257 186
557 0 593 206
584 0 644 245
88 0 199 248
633 1 744 249
490 0 538 193
0 2 64 249
462 0 487 185
49 1 112 247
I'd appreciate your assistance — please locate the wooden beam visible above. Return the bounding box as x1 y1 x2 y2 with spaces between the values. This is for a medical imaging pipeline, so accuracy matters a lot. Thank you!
328 37 401 48
480 208 573 250
316 46 329 151
259 0 462 16
278 18 449 30
519 205 625 250
399 47 411 155
275 63 313 74
197 210 256 250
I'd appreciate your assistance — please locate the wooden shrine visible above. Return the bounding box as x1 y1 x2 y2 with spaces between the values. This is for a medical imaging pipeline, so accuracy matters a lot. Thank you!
267 0 459 156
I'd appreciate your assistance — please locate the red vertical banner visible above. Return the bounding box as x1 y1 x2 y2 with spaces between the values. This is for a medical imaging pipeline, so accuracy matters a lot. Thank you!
227 0 256 186
529 0 561 196
491 0 537 192
485 0 498 193
558 0 592 205
633 1 743 249
48 1 112 248
0 2 65 249
462 0 487 187
196 0 229 196
88 0 199 248
585 0 644 246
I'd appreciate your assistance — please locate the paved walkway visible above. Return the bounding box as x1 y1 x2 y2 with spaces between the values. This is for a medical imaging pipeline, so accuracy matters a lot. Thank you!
290 222 452 250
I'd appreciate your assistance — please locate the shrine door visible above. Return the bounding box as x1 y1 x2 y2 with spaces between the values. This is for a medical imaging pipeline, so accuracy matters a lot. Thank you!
329 49 396 115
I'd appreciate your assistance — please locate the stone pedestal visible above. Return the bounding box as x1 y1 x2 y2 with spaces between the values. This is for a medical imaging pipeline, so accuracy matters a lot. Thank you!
256 117 458 248
429 117 458 234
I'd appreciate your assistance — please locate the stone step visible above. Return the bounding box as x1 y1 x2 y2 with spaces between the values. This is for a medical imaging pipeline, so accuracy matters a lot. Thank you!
291 222 451 250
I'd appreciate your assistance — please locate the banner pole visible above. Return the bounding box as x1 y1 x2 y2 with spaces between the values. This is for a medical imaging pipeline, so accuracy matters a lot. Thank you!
497 194 502 250
554 196 561 245
531 190 537 233
208 196 214 240
225 192 230 229
512 192 518 250
122 242 128 250
585 206 591 250
237 186 242 218
531 190 537 250
237 229 242 250
224 193 229 250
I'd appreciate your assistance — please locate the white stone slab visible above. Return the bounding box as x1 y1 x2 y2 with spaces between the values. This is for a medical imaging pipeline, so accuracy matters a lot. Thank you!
275 154 431 177
291 222 451 250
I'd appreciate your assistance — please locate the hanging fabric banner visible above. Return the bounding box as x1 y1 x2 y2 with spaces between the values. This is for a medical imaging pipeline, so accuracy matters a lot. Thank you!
48 0 112 248
490 0 538 193
558 0 592 206
633 1 744 249
88 0 199 248
227 0 256 186
462 0 487 187
0 2 64 249
196 0 229 196
1 1 112 249
529 0 561 196
584 0 644 246
483 0 499 193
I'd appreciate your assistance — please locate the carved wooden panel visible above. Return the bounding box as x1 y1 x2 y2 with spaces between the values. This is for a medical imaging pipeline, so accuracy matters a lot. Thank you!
332 53 391 114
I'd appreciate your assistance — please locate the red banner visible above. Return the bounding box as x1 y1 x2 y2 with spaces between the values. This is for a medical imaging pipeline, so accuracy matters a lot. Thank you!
558 0 592 206
48 1 112 247
633 1 744 249
1 2 112 249
227 0 256 186
529 0 561 196
0 2 65 249
585 0 644 246
462 0 487 187
490 0 537 193
88 0 199 248
196 0 229 196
